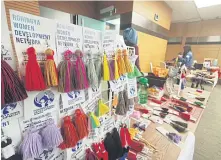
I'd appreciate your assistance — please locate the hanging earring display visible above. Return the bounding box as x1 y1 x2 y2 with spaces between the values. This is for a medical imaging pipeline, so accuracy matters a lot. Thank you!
57 50 74 92
74 49 89 90
122 49 133 73
1 60 28 106
44 48 58 87
74 109 89 140
103 52 110 81
25 47 46 91
41 119 63 149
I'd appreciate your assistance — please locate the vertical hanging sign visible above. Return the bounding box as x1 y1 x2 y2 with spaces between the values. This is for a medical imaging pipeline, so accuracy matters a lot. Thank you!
56 23 83 63
83 27 102 54
9 10 57 70
103 30 116 56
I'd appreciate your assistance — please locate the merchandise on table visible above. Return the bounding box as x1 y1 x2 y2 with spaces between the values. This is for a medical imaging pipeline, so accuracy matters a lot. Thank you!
138 77 148 104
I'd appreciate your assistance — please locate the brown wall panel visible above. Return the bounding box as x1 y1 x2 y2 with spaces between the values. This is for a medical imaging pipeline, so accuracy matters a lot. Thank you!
39 1 98 19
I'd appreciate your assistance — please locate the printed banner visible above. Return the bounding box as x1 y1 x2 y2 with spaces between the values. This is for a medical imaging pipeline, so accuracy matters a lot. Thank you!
83 27 102 54
102 30 117 56
88 84 102 101
24 89 59 120
127 78 137 99
28 148 64 160
1 2 16 70
62 90 85 108
1 119 22 148
115 35 127 50
19 111 58 133
56 23 83 63
9 10 57 70
109 75 128 92
1 101 24 122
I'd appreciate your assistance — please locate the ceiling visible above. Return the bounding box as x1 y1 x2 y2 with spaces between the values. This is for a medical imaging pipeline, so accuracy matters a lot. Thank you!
166 1 221 23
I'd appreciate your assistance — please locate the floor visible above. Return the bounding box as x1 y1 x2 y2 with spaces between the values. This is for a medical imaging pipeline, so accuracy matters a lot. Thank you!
193 84 221 160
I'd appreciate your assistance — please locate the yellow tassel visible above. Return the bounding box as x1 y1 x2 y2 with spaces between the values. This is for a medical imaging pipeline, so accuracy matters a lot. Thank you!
90 112 100 128
103 53 110 81
117 49 126 75
114 55 120 79
122 49 133 73
97 100 109 116
44 48 58 87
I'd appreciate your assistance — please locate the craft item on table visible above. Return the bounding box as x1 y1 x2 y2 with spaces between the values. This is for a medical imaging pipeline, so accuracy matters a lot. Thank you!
94 54 103 85
130 139 145 153
138 77 148 104
103 52 110 81
120 127 132 147
196 89 203 93
108 59 115 80
128 128 139 140
112 94 118 107
57 50 75 92
156 126 182 146
178 112 196 122
1 60 28 106
104 128 124 160
171 105 187 112
138 108 149 114
74 109 89 140
59 116 79 149
133 121 150 131
117 49 126 75
127 150 137 160
89 112 100 128
172 98 193 112
166 133 182 144
153 110 168 118
74 49 89 90
86 54 99 88
195 97 205 102
1 135 15 159
41 119 63 149
130 110 141 119
180 97 187 102
149 98 163 105
164 118 188 133
161 96 168 102
96 100 110 117
20 127 44 159
85 148 98 160
115 91 127 115
44 48 58 87
25 47 46 91
122 49 133 73
142 113 151 119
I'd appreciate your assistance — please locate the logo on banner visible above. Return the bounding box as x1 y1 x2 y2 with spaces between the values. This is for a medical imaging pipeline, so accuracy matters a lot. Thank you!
1 103 21 121
33 90 55 115
67 91 80 99
34 91 54 108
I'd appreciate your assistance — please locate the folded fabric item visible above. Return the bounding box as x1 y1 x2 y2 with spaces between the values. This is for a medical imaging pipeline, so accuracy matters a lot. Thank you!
127 150 137 160
129 140 144 153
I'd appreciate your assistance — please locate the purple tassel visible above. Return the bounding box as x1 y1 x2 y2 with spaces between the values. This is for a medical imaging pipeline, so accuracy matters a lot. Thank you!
20 128 43 159
85 148 97 160
109 60 115 80
41 119 63 149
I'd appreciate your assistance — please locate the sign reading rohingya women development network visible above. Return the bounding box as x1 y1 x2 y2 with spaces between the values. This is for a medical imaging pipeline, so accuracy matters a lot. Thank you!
9 10 58 71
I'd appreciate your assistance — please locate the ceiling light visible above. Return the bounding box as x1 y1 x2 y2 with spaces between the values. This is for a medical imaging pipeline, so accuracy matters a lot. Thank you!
194 0 221 8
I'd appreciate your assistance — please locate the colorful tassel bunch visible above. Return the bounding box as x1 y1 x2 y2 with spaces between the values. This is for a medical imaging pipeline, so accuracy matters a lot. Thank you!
127 65 142 79
59 110 89 149
96 100 110 117
1 60 28 106
44 48 58 87
103 52 110 81
117 49 127 76
20 119 63 159
25 47 46 91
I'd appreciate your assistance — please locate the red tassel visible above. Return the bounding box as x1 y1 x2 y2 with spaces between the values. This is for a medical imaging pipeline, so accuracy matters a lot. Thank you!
129 140 144 153
120 127 126 147
60 116 79 149
25 47 46 91
179 112 190 121
74 109 88 140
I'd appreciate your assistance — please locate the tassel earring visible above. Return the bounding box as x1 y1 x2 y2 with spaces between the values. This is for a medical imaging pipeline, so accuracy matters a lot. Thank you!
112 94 118 107
86 55 99 88
117 49 126 76
44 48 58 87
20 128 44 159
75 50 89 90
41 119 63 149
115 91 127 115
85 148 98 160
73 109 89 140
59 116 79 149
25 47 46 91
57 50 74 92
1 60 28 106
94 54 103 86
114 55 120 80
89 112 100 129
96 100 109 117
108 59 115 80
123 90 130 113
103 52 110 81
122 49 133 73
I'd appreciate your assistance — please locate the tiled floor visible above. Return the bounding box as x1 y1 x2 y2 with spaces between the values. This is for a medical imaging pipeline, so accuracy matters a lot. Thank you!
193 84 221 160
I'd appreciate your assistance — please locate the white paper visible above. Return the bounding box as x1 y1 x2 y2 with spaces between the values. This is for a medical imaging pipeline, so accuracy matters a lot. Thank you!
88 84 102 101
127 78 137 98
24 89 59 120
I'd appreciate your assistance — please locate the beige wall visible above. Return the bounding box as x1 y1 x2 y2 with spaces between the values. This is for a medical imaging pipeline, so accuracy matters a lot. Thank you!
133 1 172 30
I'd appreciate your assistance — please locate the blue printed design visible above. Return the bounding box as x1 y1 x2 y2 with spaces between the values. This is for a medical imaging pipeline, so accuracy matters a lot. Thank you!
2 103 17 115
34 90 54 108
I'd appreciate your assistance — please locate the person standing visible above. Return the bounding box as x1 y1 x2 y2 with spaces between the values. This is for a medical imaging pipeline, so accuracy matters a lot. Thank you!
179 45 193 69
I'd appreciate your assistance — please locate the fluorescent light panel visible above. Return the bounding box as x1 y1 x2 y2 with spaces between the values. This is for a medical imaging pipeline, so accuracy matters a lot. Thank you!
194 0 221 8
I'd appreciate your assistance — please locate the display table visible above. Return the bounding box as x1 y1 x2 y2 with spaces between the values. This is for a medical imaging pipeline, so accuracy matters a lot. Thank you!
131 86 211 160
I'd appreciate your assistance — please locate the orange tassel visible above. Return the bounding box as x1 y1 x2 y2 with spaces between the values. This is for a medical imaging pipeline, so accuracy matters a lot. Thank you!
122 49 133 73
117 49 126 75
